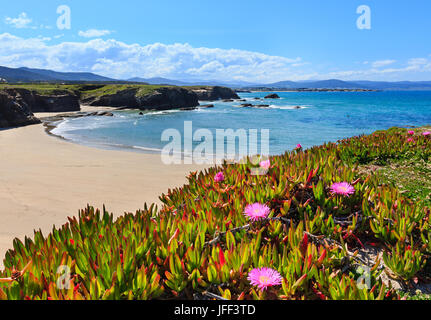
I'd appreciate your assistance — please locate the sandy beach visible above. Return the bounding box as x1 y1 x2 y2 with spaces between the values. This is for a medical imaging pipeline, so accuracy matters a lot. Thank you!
0 112 209 267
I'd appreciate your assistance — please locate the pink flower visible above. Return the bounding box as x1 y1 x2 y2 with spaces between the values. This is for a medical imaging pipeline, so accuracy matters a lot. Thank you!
423 131 431 137
408 130 415 135
296 144 302 149
259 159 271 170
330 182 355 197
214 172 224 183
244 203 271 222
407 137 414 143
248 267 282 291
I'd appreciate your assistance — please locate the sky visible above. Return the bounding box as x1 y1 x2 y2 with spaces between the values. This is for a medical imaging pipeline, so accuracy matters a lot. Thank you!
1 0 431 83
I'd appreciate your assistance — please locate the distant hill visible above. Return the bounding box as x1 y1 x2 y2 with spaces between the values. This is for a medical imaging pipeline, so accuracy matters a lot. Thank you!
128 77 189 86
352 80 431 91
1 65 431 90
128 77 260 87
249 79 431 90
0 66 118 83
0 66 57 82
265 79 367 89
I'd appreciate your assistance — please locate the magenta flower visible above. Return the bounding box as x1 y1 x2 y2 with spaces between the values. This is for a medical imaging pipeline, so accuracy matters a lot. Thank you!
407 137 414 143
214 172 224 183
296 144 302 149
408 130 415 135
259 159 271 170
423 131 431 137
330 182 355 197
244 203 271 221
248 267 282 291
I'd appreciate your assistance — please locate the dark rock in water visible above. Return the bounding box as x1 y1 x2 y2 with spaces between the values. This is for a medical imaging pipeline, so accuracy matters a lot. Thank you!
239 99 247 102
180 107 198 111
199 104 214 108
0 89 41 128
254 97 261 100
223 99 234 102
191 86 240 101
264 93 280 99
293 106 302 109
97 111 114 116
238 103 270 108
139 112 144 115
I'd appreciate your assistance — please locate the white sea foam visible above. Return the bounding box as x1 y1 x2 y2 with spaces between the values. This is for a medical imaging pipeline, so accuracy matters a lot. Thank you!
269 105 311 110
144 109 183 116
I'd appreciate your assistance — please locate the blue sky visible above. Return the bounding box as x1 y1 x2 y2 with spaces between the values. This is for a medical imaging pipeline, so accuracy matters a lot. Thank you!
1 0 431 82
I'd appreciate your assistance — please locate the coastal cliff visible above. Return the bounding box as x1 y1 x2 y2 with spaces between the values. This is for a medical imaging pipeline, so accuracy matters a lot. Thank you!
1 88 80 113
191 86 240 101
0 89 41 128
0 84 240 128
82 86 199 110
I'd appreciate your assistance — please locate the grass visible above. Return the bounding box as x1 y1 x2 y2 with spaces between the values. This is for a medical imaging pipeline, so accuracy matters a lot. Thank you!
79 84 169 99
359 126 431 208
0 83 196 99
0 83 79 95
378 158 431 207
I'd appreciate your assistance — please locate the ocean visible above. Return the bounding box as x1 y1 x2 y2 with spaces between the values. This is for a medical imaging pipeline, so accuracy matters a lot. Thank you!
51 91 431 156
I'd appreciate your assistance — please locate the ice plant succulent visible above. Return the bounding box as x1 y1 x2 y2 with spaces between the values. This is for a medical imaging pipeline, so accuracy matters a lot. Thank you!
408 130 415 135
423 131 431 137
296 144 302 149
214 172 224 183
244 203 271 221
259 159 271 170
2 127 429 301
248 267 282 291
330 182 355 197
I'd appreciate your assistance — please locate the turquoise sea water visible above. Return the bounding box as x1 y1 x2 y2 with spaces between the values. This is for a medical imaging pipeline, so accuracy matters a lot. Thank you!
51 91 431 155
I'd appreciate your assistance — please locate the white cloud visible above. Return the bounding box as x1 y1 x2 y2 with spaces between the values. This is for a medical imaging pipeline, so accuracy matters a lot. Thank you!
408 58 428 66
78 29 112 38
5 12 32 29
372 59 396 68
0 33 304 82
0 32 429 82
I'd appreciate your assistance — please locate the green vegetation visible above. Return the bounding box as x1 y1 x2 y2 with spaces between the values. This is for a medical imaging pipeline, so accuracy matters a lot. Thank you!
0 83 175 99
0 83 80 95
356 126 431 208
78 84 169 99
0 127 430 300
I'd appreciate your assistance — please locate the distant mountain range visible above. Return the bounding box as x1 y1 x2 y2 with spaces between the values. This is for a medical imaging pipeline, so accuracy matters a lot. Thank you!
127 77 258 87
0 66 117 83
1 65 431 90
261 79 431 90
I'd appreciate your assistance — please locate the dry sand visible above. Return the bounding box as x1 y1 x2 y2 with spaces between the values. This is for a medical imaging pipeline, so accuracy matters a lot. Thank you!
0 113 209 268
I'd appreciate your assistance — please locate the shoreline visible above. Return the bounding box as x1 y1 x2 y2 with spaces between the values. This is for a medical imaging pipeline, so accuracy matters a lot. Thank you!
0 119 210 268
39 105 165 155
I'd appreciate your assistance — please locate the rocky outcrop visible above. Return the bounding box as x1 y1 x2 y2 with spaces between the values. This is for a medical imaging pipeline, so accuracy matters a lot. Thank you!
138 87 199 109
0 90 41 128
264 93 280 99
83 87 199 110
238 103 270 108
1 88 80 113
82 89 138 107
31 93 80 112
191 86 240 101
